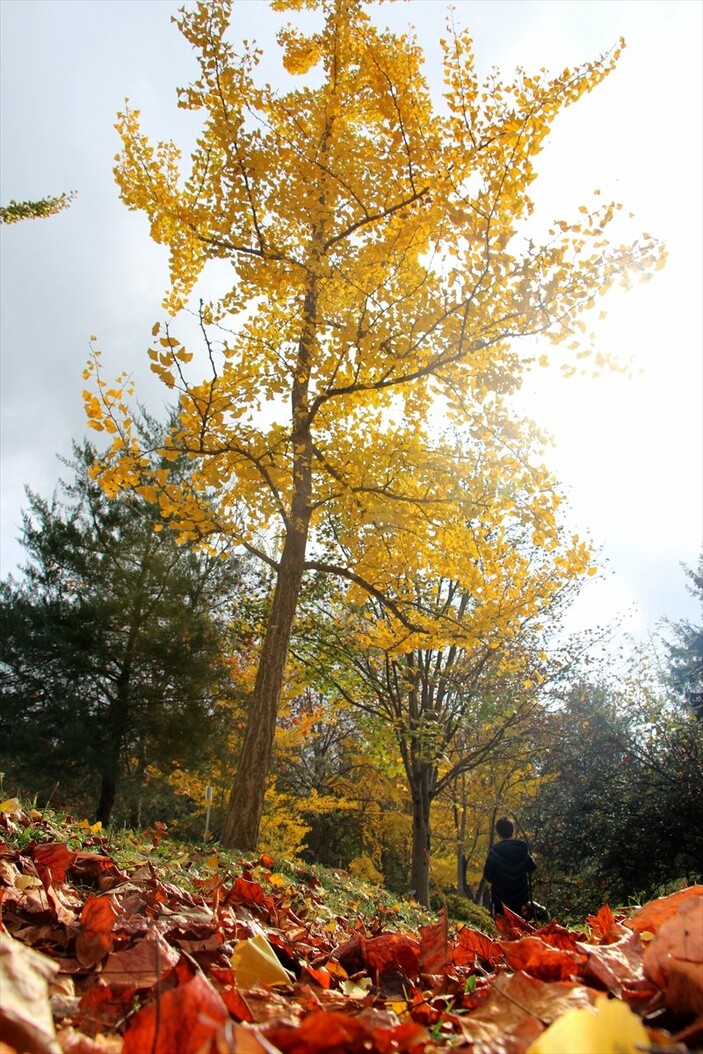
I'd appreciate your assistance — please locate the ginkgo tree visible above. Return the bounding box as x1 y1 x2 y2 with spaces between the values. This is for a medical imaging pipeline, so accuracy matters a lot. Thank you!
297 419 593 906
85 0 663 850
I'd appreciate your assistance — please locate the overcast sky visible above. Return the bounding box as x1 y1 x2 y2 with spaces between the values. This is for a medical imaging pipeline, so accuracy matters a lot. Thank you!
1 0 701 644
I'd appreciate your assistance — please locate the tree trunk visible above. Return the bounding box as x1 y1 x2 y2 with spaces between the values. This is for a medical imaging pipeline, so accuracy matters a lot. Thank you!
409 768 433 907
220 308 315 849
220 517 309 849
96 757 118 827
220 211 322 851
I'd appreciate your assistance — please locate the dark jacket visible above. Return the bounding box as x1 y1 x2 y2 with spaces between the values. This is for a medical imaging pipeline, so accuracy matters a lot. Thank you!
483 837 536 916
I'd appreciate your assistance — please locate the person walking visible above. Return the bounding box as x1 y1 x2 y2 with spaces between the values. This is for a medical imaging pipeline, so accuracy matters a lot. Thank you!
483 816 536 919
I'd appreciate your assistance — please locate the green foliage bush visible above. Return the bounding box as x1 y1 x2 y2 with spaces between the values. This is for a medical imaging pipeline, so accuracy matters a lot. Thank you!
435 893 496 934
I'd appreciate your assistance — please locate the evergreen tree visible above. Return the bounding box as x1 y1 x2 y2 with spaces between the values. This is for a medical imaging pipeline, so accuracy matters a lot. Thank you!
664 555 703 717
0 433 245 824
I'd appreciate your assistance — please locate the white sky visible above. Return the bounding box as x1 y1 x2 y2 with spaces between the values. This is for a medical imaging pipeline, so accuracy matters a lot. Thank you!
1 0 701 643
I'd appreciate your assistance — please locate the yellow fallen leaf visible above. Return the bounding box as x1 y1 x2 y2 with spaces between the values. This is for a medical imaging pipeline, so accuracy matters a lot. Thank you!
231 930 291 988
0 797 20 813
340 976 373 998
527 994 650 1054
16 875 42 891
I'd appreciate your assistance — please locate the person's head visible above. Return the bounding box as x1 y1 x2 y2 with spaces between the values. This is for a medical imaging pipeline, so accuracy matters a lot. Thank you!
495 816 514 839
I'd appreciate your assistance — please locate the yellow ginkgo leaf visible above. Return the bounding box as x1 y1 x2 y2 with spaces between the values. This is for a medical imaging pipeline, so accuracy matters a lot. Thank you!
267 872 289 888
231 930 292 988
527 994 650 1054
16 875 42 891
340 976 373 999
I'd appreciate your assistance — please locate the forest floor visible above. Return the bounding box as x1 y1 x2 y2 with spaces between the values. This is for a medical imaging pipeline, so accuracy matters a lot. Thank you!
0 798 701 1054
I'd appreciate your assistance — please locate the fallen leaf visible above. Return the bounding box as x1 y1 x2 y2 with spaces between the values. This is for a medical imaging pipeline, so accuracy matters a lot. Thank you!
232 929 293 988
526 992 650 1053
100 928 180 989
452 926 504 967
75 895 117 967
575 928 647 997
33 842 79 884
500 935 589 982
418 909 450 974
121 971 229 1054
0 931 61 1054
455 971 598 1052
627 885 703 935
643 895 703 1016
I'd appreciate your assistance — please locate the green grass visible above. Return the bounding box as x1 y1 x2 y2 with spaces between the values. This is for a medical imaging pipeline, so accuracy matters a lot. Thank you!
0 799 498 939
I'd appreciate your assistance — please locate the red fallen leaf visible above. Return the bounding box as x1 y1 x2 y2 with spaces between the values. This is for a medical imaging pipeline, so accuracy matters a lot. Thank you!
69 853 127 892
500 935 589 982
643 895 703 1016
452 926 504 968
100 929 180 990
221 984 255 1022
259 853 275 869
234 985 299 1025
575 927 649 998
586 904 617 942
627 884 703 935
121 971 229 1054
77 980 138 1033
531 920 584 952
365 932 420 982
418 910 450 974
263 1009 379 1053
371 1016 431 1054
75 894 117 967
494 905 535 940
331 932 365 974
227 876 277 919
33 870 79 927
32 842 78 884
675 1011 703 1047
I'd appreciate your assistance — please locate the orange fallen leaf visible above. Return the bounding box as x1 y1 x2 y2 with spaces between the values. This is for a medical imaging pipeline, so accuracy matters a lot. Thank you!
643 895 703 1016
75 894 117 967
626 885 703 936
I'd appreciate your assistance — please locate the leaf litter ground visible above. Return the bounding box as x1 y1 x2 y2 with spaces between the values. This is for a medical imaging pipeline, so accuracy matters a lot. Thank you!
0 801 701 1053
